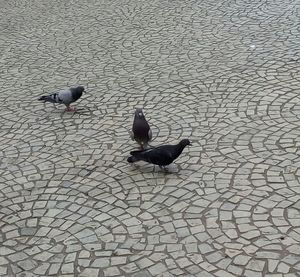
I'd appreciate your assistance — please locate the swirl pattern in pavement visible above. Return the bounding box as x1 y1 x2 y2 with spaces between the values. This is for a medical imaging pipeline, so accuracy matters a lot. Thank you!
0 0 300 276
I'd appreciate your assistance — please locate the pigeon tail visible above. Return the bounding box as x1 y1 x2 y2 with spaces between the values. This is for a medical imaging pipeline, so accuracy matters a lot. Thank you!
127 156 140 163
38 94 57 103
38 95 48 101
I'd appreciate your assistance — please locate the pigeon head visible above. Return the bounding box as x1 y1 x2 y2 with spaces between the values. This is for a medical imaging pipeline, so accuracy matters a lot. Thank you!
179 139 191 147
76 86 85 93
135 108 145 119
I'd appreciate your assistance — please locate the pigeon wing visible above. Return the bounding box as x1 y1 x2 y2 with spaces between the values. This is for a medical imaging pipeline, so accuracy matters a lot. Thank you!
131 147 174 165
57 89 73 105
146 148 174 165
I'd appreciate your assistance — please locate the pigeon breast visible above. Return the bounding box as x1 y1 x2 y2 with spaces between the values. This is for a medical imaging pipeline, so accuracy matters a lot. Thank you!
132 119 150 141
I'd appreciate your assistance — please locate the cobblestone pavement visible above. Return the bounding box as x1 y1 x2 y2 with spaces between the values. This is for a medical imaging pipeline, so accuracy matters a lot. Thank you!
1 0 300 276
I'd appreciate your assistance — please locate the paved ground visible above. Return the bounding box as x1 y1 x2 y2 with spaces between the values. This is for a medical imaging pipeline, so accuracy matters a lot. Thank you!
1 0 300 276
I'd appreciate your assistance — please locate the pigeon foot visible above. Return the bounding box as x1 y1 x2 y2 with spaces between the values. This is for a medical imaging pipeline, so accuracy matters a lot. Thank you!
65 107 76 112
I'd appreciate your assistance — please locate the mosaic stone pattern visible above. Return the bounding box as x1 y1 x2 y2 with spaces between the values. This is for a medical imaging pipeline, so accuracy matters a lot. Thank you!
0 0 300 276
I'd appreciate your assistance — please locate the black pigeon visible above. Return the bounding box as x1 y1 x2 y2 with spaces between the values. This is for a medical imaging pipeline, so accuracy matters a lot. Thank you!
127 139 191 169
130 108 152 149
38 86 85 112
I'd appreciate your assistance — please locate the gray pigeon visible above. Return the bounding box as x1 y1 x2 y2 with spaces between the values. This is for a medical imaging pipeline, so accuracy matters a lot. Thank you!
130 108 152 149
38 86 85 111
127 139 191 170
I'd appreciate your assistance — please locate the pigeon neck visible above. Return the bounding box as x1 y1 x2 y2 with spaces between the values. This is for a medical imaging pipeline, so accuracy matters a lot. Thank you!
73 91 83 101
174 143 187 158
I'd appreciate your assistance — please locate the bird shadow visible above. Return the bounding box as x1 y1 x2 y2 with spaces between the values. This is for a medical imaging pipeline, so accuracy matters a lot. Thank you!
73 107 92 115
58 107 96 117
128 163 178 175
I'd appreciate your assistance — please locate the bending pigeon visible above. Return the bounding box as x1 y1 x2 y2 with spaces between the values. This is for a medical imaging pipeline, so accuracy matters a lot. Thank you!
127 139 191 169
130 108 152 149
38 86 85 111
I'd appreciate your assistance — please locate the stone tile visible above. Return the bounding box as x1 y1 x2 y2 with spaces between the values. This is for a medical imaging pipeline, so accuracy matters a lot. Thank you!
103 266 121 276
79 268 100 277
148 263 167 275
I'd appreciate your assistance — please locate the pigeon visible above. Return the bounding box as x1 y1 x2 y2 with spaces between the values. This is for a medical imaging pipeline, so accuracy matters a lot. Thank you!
38 86 85 111
127 139 191 169
130 108 152 149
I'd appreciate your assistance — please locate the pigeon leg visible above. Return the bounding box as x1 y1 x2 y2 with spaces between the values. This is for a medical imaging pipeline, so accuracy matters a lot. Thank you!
65 106 76 112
